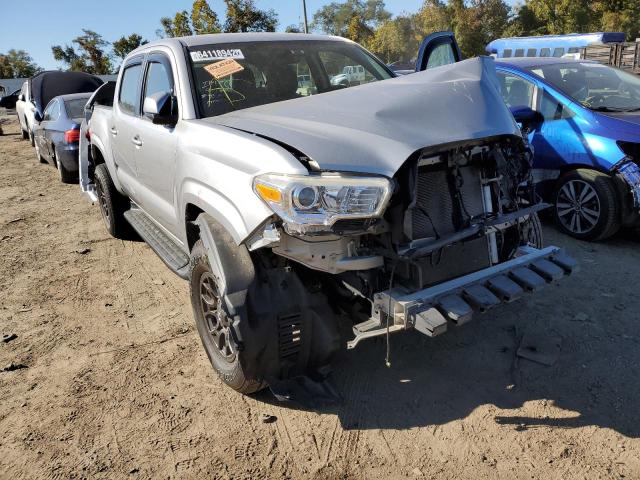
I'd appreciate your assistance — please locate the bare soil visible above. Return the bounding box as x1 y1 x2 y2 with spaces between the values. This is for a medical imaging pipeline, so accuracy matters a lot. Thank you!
1 116 639 479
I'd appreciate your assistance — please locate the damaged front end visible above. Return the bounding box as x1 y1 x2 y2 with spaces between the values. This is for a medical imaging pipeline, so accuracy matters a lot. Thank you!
250 135 577 350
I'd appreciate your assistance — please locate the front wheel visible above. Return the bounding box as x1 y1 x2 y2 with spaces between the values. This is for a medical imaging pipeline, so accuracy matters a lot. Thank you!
554 169 620 241
189 240 265 394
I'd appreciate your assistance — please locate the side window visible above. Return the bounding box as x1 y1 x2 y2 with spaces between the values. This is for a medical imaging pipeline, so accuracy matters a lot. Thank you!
44 100 60 121
540 48 551 57
498 72 535 108
527 48 537 57
143 61 173 100
539 89 573 121
426 43 456 69
567 47 579 54
119 63 143 115
503 49 512 58
515 48 525 57
553 47 565 57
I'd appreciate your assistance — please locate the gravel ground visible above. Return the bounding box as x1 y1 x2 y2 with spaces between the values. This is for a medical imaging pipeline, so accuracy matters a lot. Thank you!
1 116 639 479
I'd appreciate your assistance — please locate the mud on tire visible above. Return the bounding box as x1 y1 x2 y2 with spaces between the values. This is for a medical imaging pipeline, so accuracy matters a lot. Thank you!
189 240 266 395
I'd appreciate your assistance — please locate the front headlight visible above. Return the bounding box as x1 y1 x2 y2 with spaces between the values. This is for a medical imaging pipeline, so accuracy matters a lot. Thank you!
253 173 392 235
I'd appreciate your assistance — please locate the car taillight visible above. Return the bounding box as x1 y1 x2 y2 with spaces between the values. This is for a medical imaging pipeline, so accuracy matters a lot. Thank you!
64 129 80 144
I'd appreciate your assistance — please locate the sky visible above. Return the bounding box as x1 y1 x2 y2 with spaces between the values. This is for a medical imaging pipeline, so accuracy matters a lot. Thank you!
0 0 444 70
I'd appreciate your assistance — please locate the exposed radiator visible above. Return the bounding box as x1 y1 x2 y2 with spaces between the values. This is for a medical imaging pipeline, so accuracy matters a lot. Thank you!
405 164 486 241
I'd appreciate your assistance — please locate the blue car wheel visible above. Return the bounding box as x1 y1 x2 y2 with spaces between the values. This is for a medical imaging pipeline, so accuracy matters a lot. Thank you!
554 169 620 241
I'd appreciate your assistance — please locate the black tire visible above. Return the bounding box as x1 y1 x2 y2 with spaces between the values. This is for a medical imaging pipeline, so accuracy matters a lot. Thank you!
34 141 46 164
54 148 76 184
29 128 35 147
21 128 29 140
554 169 620 241
189 240 265 394
94 163 130 238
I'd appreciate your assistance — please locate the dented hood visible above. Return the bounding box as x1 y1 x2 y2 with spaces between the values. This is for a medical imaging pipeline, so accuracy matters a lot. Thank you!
209 56 521 177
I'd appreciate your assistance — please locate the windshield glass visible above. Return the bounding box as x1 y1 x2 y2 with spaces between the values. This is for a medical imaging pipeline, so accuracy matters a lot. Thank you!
187 40 392 118
527 62 640 112
65 98 89 119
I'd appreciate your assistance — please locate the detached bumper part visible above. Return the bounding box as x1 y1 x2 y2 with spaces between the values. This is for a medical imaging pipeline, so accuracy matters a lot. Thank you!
615 160 640 209
347 246 576 349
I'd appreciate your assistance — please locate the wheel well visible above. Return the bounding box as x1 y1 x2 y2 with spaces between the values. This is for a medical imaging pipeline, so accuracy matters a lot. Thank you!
91 145 105 165
185 203 204 252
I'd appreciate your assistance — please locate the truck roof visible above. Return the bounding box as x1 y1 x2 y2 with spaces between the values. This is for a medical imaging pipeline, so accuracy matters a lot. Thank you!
135 32 351 54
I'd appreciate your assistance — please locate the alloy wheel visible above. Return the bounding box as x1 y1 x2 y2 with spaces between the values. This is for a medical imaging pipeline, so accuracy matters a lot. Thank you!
199 272 236 362
556 179 601 235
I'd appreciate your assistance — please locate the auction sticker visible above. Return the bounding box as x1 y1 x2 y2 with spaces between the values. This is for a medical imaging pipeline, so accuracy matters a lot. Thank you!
204 59 245 79
190 49 245 62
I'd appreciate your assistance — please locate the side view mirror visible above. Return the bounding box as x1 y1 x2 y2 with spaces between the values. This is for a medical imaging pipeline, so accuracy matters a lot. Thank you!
143 91 177 126
510 105 543 127
34 110 43 123
18 94 24 102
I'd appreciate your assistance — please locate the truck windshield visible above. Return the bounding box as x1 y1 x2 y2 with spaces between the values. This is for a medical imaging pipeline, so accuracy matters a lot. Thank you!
528 62 640 112
187 40 392 117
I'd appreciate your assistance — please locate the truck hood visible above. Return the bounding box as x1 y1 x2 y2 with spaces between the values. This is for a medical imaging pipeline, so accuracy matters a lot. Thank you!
207 56 521 177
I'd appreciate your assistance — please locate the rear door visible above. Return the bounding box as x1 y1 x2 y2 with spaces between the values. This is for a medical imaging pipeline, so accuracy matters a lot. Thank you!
111 55 145 199
415 32 462 72
133 51 180 235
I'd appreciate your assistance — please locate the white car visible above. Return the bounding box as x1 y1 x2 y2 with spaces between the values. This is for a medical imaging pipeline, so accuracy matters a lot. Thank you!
15 81 36 144
330 65 366 86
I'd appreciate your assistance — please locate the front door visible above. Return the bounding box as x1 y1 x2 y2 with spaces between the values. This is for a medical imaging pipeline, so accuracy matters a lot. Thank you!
134 52 180 236
415 32 462 72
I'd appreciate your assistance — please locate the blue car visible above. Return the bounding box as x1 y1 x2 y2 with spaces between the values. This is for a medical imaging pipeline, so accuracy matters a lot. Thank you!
494 58 640 240
413 33 640 240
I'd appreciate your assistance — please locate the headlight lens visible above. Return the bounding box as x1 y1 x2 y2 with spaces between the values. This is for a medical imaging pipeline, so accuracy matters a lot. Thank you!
253 173 392 234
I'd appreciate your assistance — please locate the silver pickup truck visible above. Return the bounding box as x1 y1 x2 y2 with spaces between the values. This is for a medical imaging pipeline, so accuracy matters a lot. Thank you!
80 32 576 395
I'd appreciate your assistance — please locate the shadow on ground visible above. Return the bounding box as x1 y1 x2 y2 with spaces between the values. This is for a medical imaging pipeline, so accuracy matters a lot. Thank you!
255 225 640 438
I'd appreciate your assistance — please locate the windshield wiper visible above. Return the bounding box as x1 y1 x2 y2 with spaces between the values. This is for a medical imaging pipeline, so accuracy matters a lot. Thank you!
588 105 628 112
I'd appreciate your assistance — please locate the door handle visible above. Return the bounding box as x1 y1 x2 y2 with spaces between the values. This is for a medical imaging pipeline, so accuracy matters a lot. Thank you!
132 135 143 147
110 127 118 136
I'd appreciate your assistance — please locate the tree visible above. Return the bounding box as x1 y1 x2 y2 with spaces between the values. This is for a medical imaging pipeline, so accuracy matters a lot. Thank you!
369 16 419 63
0 50 41 78
313 0 391 37
52 30 112 74
112 34 148 59
223 0 278 32
160 10 194 38
285 24 302 33
192 0 222 34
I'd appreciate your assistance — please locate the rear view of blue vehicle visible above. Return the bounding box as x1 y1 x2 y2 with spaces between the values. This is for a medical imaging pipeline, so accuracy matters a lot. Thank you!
495 58 640 240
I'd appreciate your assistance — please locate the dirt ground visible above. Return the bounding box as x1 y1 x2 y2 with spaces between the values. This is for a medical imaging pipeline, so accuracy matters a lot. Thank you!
1 115 639 480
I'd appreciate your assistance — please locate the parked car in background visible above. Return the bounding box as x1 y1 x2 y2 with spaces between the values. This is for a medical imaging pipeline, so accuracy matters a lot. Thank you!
15 81 36 143
33 93 91 183
495 58 640 240
330 64 366 86
18 71 103 146
80 32 574 395
0 88 21 110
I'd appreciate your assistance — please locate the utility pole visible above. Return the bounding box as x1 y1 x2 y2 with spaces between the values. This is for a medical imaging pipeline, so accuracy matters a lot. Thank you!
302 0 309 33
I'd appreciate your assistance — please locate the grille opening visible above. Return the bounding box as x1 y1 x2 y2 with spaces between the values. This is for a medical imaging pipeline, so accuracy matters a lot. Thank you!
278 313 302 358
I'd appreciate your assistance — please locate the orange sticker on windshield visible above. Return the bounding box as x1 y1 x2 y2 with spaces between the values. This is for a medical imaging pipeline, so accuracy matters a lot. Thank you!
204 59 245 79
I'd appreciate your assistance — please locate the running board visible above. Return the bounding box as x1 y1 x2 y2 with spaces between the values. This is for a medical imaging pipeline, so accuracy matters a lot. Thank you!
124 208 190 279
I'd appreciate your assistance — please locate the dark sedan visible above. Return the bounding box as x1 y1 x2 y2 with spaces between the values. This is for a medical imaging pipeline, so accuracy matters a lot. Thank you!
0 88 21 110
33 93 91 183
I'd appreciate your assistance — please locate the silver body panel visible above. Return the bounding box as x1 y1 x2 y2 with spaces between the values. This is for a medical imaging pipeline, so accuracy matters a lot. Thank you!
84 33 522 251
